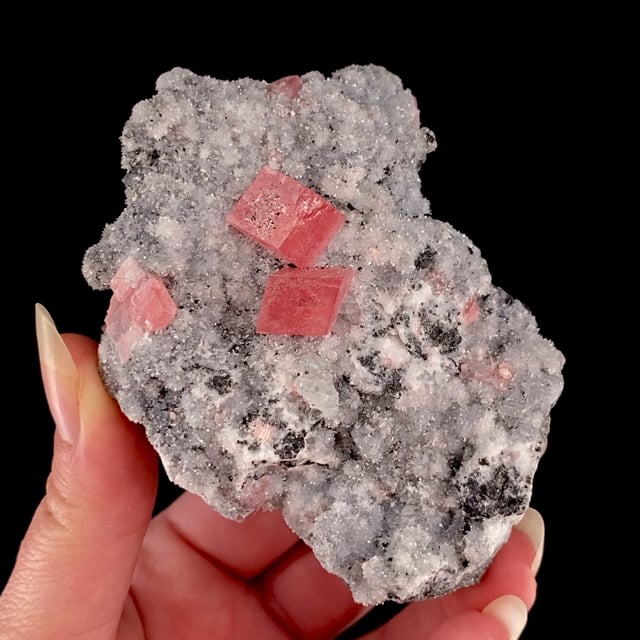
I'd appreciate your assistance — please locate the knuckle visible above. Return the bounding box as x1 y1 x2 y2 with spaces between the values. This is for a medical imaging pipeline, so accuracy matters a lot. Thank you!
41 469 85 535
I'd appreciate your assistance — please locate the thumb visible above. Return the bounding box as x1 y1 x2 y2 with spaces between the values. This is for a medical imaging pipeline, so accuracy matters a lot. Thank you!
1 304 158 640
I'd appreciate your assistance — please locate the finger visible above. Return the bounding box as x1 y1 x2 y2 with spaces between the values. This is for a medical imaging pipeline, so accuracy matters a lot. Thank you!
134 504 363 640
137 495 362 638
425 596 528 640
0 306 158 640
129 507 290 639
254 543 366 640
156 492 299 580
515 508 544 577
360 509 542 639
253 508 541 640
473 510 542 609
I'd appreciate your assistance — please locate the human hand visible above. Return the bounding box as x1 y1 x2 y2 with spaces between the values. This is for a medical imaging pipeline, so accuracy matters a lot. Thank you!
0 305 544 639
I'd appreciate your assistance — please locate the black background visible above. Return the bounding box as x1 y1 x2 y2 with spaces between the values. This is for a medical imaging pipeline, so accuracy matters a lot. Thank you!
3 18 599 639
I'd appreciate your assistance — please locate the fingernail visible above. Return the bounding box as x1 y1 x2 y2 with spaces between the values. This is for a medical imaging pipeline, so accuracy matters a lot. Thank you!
483 594 528 640
35 303 80 445
515 508 545 576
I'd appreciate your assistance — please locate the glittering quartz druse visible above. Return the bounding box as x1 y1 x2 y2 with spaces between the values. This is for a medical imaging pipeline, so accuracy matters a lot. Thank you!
83 65 564 605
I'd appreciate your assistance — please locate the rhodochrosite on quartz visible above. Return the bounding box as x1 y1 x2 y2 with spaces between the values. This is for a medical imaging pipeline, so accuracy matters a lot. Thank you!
82 65 565 605
228 166 354 336
256 267 354 336
227 166 345 268
105 256 177 362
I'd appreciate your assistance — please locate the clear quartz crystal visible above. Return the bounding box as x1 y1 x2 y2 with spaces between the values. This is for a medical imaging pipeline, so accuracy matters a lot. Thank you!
83 65 564 605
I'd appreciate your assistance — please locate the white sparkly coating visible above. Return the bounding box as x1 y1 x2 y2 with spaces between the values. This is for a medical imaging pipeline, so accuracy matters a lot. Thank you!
82 65 565 605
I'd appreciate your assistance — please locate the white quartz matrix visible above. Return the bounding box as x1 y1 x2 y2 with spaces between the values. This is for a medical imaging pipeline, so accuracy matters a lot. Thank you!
83 65 564 604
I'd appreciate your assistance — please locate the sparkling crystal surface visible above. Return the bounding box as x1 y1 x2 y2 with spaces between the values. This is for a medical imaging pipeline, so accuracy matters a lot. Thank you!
83 65 564 605
256 266 354 336
104 256 177 362
227 166 345 268
267 75 304 100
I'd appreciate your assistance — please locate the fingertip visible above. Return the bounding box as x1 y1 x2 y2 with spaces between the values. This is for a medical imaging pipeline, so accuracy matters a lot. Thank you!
424 607 523 640
514 508 544 576
483 594 528 640
35 309 81 445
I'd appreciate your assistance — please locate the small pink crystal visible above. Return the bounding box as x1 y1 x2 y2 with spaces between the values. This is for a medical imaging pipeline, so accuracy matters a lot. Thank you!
130 274 178 332
105 300 146 363
268 75 303 100
461 297 481 326
460 358 516 392
256 266 354 336
227 167 345 268
110 255 147 300
105 257 177 361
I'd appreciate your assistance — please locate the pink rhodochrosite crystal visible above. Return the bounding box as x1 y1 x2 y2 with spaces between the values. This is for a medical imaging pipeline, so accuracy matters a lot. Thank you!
109 255 146 299
268 75 304 100
105 257 177 362
228 166 352 336
130 276 177 331
256 267 354 336
227 166 345 268
104 302 145 363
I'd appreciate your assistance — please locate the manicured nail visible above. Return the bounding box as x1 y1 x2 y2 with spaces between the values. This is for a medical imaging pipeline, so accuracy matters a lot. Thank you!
35 303 80 445
515 508 545 576
483 594 528 640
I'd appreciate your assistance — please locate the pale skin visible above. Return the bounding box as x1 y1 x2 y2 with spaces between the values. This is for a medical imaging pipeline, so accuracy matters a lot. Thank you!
0 307 544 639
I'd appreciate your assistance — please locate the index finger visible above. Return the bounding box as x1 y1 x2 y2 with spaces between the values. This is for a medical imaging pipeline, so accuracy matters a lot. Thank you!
156 492 300 580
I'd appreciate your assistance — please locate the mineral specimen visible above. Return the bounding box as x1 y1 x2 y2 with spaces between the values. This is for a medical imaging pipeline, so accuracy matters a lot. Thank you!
82 65 564 605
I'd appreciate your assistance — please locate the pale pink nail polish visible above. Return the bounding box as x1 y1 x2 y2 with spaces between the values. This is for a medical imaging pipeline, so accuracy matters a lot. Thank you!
35 304 80 445
483 594 528 640
515 508 545 576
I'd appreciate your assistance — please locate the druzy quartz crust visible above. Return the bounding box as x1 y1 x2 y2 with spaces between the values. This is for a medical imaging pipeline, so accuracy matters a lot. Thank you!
82 65 564 605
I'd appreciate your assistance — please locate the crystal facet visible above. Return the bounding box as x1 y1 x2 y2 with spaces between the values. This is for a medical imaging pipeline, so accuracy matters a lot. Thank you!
268 75 304 100
256 267 354 336
227 166 345 268
104 257 177 362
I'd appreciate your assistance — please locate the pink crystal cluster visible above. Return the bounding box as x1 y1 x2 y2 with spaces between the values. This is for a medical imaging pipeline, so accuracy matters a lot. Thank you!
228 166 353 336
105 166 351 359
105 256 177 362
